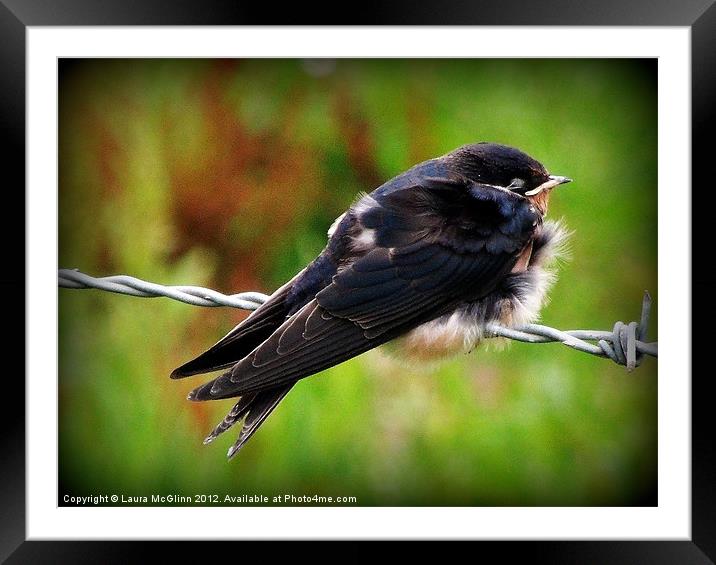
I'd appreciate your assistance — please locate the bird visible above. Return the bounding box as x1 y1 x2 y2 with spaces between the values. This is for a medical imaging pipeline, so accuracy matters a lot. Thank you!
171 142 572 459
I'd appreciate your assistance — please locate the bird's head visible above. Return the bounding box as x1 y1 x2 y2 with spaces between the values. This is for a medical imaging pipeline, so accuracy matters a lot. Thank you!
449 142 572 199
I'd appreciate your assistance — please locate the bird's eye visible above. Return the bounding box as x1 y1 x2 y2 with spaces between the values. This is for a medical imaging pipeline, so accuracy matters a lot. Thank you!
507 178 525 190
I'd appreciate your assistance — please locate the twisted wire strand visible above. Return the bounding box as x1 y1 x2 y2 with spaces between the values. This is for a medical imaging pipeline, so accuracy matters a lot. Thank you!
59 269 267 310
58 268 657 371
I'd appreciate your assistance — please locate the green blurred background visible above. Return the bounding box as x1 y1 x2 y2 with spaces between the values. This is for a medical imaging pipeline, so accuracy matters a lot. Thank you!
58 58 657 506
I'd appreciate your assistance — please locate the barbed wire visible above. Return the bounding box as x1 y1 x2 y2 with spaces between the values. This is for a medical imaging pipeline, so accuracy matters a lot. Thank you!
58 268 657 371
58 269 268 309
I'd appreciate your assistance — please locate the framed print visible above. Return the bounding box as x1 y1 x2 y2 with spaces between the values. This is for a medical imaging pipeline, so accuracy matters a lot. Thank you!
54 55 661 510
4 1 713 561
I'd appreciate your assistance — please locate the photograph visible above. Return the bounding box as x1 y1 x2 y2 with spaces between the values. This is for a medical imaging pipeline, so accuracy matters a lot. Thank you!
57 57 658 508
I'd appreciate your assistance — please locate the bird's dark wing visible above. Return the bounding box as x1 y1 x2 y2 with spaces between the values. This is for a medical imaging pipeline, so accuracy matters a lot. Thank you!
189 177 539 400
170 278 297 378
171 236 346 379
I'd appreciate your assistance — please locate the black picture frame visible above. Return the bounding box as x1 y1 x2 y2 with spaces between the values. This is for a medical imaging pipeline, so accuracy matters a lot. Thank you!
3 1 712 561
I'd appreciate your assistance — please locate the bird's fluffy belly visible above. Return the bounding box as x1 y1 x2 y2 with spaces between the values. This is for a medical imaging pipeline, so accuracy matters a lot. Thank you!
398 310 482 359
394 220 569 360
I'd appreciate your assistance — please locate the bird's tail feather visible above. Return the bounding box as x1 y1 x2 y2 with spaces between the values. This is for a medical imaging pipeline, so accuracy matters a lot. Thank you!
202 393 257 444
203 383 295 459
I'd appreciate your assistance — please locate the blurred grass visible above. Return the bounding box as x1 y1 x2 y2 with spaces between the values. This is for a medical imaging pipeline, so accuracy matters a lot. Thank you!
58 58 657 506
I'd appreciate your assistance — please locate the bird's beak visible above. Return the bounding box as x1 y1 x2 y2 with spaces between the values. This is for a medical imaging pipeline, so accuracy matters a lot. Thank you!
524 175 572 196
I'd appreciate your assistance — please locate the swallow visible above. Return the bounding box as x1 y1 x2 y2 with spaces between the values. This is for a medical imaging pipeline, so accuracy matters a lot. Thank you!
171 142 572 459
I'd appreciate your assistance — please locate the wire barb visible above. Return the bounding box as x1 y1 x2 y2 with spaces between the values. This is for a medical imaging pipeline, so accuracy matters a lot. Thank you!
59 269 657 370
